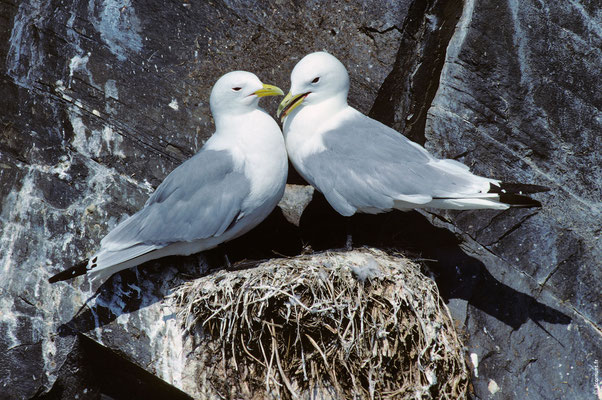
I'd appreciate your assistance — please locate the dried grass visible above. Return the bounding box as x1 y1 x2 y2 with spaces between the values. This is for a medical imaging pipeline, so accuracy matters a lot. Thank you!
171 248 469 399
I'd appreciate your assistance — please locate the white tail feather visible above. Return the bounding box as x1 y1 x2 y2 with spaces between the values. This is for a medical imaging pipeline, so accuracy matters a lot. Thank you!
420 197 509 210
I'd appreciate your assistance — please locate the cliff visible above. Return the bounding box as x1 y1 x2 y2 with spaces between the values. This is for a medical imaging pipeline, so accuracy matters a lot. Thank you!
0 0 600 399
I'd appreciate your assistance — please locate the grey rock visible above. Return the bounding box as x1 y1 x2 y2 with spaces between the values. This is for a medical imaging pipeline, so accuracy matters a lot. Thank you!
278 184 315 227
371 0 601 398
427 1 602 397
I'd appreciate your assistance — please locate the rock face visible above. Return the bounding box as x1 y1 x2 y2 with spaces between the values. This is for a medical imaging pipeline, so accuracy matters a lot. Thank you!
424 2 602 397
0 0 599 399
367 0 601 398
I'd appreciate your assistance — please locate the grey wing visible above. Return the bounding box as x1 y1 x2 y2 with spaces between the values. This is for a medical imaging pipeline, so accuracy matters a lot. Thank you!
303 111 485 216
101 149 251 249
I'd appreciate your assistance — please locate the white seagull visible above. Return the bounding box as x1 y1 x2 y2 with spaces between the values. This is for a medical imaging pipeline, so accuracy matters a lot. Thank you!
50 71 287 283
277 51 547 218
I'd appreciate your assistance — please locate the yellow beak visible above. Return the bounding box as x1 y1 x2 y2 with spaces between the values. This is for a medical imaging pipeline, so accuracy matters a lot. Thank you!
277 92 308 121
253 83 285 97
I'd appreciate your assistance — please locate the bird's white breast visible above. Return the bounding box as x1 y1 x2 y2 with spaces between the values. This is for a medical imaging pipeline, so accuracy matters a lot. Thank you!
208 109 288 210
283 100 344 173
284 100 355 177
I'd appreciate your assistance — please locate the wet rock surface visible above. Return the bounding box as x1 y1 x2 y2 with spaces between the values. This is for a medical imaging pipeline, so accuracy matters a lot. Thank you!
0 0 599 399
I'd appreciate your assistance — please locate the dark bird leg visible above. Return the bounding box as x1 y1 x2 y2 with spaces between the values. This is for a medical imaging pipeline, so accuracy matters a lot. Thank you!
345 217 353 251
223 253 232 269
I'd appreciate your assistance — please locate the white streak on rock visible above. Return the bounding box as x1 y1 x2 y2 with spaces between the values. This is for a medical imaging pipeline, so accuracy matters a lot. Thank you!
146 302 187 390
0 172 37 276
470 352 479 377
69 107 126 159
104 79 119 100
104 79 120 114
507 0 532 87
101 126 126 158
0 297 19 348
89 0 143 61
442 0 475 68
6 0 48 87
69 110 101 158
69 54 89 79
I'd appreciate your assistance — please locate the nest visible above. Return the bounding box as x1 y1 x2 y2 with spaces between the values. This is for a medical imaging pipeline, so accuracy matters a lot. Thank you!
172 248 469 399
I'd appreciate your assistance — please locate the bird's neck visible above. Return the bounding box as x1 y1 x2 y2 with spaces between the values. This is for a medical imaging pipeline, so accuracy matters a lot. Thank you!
214 108 262 132
283 95 347 140
211 108 283 152
283 95 349 174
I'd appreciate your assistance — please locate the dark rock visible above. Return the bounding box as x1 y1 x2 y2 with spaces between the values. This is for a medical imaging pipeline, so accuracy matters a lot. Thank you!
374 0 601 398
370 0 464 146
34 335 193 400
0 0 599 399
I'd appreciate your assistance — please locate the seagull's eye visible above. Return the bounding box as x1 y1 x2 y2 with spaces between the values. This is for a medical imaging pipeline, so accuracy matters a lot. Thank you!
232 87 242 92
311 77 320 84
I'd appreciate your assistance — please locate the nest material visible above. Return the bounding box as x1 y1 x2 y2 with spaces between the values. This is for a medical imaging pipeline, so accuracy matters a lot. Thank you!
172 248 469 399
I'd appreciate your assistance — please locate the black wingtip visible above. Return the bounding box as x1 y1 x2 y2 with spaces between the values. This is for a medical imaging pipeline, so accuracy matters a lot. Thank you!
498 193 543 208
48 259 89 283
489 182 549 208
489 182 550 195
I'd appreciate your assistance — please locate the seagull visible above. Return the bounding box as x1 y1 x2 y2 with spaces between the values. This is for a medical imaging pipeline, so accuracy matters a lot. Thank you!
277 51 547 219
50 71 287 283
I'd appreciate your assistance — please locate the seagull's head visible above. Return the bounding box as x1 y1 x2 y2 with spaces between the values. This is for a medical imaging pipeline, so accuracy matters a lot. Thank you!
277 52 349 121
210 71 284 116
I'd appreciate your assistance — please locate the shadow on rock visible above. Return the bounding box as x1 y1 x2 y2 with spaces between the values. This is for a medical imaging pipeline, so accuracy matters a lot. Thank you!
34 334 194 400
299 192 571 331
58 192 569 339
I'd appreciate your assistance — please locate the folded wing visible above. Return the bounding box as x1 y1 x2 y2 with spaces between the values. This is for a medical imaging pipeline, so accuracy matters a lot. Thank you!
302 110 500 216
89 149 251 277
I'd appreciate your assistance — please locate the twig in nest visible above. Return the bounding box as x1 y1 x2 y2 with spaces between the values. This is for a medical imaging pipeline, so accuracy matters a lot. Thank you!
171 248 470 400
